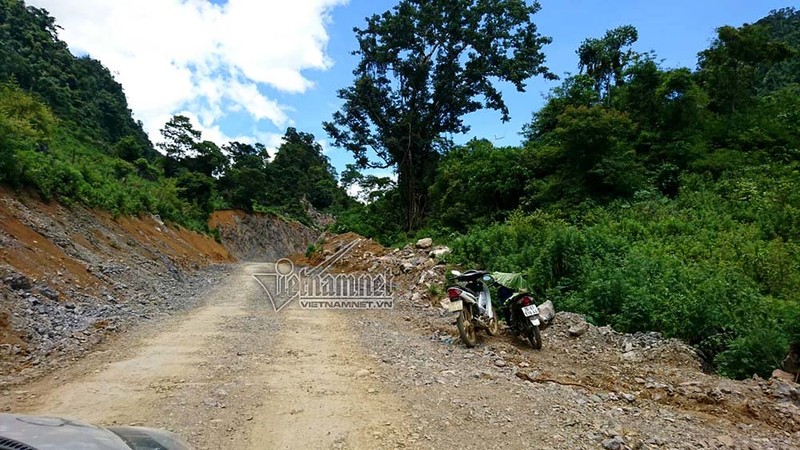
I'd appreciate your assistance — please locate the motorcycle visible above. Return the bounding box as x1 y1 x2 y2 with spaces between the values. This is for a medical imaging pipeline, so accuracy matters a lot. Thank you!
444 270 499 347
494 272 543 349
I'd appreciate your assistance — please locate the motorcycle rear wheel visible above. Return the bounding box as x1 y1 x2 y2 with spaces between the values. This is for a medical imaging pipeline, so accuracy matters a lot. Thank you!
457 308 478 347
526 324 542 350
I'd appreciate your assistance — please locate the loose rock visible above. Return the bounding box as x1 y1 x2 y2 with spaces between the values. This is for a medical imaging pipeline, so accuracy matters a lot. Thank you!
415 238 433 249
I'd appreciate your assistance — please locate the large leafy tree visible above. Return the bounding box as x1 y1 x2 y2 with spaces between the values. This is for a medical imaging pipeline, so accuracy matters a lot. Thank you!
158 114 228 178
324 0 555 229
217 142 271 211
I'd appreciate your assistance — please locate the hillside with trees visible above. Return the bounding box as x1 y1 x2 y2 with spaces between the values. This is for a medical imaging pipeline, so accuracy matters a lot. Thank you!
0 0 349 231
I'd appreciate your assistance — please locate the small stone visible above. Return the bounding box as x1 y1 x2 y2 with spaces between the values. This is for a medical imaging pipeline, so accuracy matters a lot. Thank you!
429 246 451 258
622 351 639 362
568 321 589 337
415 238 433 249
716 435 734 447
602 436 625 450
4 274 31 291
621 393 636 403
494 359 506 368
38 286 59 300
354 368 371 378
772 369 796 382
645 437 664 446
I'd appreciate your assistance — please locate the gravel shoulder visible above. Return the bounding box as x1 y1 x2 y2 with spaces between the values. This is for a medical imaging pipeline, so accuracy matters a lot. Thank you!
343 297 800 450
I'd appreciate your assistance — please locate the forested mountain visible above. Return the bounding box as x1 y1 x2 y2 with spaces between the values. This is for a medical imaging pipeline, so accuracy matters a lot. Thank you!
0 0 349 230
757 7 800 91
0 0 153 157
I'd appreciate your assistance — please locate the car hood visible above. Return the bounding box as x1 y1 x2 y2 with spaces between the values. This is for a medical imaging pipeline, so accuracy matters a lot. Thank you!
0 414 190 450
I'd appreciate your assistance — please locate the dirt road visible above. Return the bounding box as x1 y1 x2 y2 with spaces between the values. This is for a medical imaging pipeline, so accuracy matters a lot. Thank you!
2 261 798 449
2 263 407 449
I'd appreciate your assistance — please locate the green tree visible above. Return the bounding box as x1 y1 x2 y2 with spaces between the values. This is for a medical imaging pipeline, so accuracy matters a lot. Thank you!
530 106 644 205
340 164 395 203
429 139 532 230
217 141 271 211
0 81 55 183
698 23 791 114
324 0 555 230
265 128 345 217
523 74 599 141
577 25 639 102
157 115 228 177
158 115 200 162
114 135 144 162
184 140 228 178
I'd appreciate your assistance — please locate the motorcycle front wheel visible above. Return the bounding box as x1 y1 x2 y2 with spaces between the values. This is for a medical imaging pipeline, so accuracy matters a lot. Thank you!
486 316 499 336
526 324 542 350
457 307 478 347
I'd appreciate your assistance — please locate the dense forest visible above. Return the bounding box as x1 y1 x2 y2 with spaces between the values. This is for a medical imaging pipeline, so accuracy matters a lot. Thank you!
1 0 799 378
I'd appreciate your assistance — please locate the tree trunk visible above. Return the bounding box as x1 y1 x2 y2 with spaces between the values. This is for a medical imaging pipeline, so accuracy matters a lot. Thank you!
398 147 436 231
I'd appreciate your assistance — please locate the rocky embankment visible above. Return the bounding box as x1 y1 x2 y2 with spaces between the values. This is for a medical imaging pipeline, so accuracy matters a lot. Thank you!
296 233 800 448
209 210 319 262
0 189 233 384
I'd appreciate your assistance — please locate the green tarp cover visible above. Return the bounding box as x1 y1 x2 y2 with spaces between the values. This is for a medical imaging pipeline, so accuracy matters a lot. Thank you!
491 272 530 291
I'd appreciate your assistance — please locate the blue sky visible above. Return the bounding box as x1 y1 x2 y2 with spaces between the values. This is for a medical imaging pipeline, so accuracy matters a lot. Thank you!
33 0 794 175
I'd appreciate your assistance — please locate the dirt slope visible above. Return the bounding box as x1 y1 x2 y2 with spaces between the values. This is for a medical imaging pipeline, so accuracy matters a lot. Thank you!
0 188 232 383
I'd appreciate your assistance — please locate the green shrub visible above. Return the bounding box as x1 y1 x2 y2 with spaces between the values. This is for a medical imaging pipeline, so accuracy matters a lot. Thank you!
448 171 800 378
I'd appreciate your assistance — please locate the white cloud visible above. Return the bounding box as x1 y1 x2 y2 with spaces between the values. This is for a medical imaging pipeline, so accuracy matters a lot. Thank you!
29 0 346 144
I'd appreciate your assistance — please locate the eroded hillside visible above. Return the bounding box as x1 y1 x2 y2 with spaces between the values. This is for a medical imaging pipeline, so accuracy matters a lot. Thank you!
0 188 236 382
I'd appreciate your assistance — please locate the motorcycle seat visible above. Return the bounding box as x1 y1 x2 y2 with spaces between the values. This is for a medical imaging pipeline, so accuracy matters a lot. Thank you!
455 270 488 281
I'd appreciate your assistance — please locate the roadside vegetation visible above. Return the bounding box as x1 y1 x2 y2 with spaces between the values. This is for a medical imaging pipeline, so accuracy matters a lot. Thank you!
332 4 800 379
